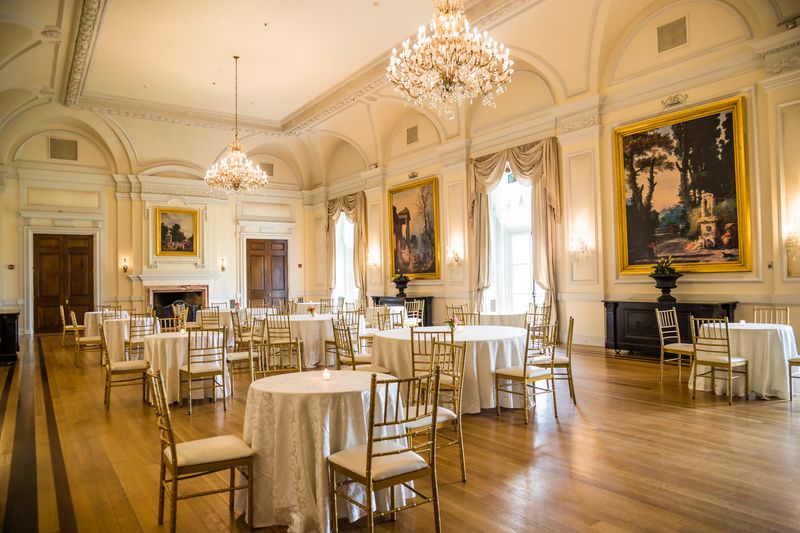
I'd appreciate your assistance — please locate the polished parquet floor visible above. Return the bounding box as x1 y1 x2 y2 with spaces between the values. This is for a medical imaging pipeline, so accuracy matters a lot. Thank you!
1 334 799 532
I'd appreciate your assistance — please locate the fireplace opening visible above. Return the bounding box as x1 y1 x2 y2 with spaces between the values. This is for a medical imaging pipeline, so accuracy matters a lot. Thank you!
149 286 207 321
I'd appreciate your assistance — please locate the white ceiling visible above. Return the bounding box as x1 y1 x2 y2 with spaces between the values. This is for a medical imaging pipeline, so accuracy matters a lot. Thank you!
85 0 433 121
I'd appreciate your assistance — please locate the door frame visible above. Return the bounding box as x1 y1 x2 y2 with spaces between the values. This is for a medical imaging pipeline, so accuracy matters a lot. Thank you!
237 229 296 304
22 226 103 335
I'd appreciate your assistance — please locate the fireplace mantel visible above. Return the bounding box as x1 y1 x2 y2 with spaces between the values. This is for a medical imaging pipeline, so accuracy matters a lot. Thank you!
129 271 221 285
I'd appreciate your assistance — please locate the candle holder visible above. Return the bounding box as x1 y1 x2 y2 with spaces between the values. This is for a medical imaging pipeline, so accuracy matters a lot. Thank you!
322 368 331 381
739 320 745 325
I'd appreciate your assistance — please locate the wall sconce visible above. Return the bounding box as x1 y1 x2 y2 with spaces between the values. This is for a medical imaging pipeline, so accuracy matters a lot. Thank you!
367 252 381 271
786 213 800 276
447 249 462 265
220 257 226 272
122 257 128 273
568 234 592 261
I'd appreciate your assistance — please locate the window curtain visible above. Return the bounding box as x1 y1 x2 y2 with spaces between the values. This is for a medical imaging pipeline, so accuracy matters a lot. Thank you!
326 191 368 309
468 136 561 309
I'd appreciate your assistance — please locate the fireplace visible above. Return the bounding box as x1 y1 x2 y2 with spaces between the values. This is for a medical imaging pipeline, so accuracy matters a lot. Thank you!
149 285 207 321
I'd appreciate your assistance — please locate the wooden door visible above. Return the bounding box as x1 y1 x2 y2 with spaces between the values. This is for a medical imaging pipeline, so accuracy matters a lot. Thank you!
33 234 94 333
246 239 288 305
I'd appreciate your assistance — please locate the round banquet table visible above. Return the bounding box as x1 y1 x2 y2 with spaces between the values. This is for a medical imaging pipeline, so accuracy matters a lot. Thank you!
83 310 129 337
480 311 527 328
690 322 798 399
289 313 336 368
103 316 158 363
372 325 528 413
237 370 402 532
143 331 229 403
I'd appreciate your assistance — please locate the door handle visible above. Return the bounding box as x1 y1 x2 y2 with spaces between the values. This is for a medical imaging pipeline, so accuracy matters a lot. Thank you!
65 298 69 305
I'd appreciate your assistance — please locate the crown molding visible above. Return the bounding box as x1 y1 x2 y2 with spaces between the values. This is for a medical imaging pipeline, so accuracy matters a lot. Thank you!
63 0 107 107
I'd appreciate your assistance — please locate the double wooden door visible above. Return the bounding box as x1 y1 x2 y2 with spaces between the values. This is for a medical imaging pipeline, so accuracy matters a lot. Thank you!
246 239 288 305
33 234 94 333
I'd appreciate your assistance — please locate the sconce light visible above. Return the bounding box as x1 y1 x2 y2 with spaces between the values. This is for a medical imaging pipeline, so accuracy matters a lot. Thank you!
367 252 381 270
220 257 226 272
786 214 800 271
447 249 462 266
122 257 128 273
568 234 592 261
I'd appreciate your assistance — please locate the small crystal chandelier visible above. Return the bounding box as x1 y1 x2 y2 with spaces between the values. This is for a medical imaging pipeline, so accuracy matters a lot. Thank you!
205 55 268 196
387 0 513 120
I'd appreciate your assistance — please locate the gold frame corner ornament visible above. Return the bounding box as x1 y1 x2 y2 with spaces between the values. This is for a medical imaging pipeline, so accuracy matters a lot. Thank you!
613 95 751 275
154 207 200 258
388 176 442 280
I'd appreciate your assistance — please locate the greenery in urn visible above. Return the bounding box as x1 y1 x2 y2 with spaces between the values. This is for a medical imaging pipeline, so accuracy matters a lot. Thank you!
650 255 681 276
391 272 409 297
649 255 682 303
391 272 409 283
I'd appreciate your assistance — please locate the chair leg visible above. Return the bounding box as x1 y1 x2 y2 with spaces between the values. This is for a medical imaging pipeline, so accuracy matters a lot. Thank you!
568 368 577 406
170 472 178 533
494 377 500 416
158 462 166 524
551 378 558 418
728 368 733 405
456 418 467 482
389 486 397 521
247 463 254 531
222 371 228 411
366 479 374 533
692 365 697 400
744 363 749 401
790 366 794 401
677 352 682 381
523 381 529 425
659 347 665 382
430 463 441 533
328 463 339 533
229 468 235 516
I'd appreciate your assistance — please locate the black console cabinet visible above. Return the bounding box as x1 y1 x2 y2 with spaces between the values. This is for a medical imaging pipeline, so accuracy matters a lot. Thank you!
603 300 737 357
371 296 434 326
0 312 20 364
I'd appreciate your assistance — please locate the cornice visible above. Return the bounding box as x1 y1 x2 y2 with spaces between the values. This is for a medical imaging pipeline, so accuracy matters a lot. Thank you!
64 0 107 107
750 27 800 75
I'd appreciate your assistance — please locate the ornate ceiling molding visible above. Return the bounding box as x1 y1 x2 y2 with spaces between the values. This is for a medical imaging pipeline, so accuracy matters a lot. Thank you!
750 27 800 75
64 0 107 107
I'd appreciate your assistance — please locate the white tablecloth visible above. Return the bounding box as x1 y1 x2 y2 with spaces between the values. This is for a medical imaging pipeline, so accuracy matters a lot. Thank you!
83 310 129 337
690 323 798 399
296 301 321 315
144 331 229 403
290 314 335 368
372 325 528 413
237 371 401 532
480 311 526 328
103 316 158 363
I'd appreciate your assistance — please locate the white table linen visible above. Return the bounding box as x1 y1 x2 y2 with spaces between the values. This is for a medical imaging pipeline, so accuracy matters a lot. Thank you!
480 311 527 328
290 313 335 368
237 371 401 532
690 323 798 399
83 310 129 337
372 325 528 413
295 301 321 315
103 316 158 363
144 331 229 403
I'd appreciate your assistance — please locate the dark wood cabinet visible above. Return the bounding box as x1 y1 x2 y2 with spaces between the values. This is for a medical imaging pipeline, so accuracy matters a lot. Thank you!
371 295 434 326
603 300 737 357
0 312 20 364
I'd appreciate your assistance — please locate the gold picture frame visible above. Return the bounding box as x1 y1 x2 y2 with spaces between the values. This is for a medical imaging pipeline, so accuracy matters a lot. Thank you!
614 96 751 274
155 208 199 257
388 176 441 280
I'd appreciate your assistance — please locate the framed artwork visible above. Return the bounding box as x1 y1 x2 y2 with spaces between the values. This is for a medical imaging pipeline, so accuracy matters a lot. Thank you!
614 96 751 274
388 176 441 279
155 208 199 257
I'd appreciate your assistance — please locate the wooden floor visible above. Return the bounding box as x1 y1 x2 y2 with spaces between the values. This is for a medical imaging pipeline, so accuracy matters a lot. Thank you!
2 335 800 532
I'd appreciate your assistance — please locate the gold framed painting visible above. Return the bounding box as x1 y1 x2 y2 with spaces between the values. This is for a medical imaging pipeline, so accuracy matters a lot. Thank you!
614 96 751 274
155 208 199 257
388 176 441 280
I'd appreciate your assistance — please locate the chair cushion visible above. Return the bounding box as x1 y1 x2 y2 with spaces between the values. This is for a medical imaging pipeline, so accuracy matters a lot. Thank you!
496 365 552 379
109 359 149 372
226 351 250 362
695 354 748 366
164 435 254 467
530 355 570 366
405 404 457 429
664 342 694 354
179 362 223 374
328 441 428 481
353 353 373 364
354 364 392 374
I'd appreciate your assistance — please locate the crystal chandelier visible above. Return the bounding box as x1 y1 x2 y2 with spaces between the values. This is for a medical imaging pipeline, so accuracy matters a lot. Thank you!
387 0 513 120
205 55 268 196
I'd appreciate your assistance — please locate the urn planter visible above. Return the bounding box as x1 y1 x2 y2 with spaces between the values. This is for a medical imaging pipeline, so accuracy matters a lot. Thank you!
649 273 683 303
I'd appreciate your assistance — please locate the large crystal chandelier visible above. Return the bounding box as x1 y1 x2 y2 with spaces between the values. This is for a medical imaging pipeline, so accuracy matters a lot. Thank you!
205 55 268 196
387 0 513 120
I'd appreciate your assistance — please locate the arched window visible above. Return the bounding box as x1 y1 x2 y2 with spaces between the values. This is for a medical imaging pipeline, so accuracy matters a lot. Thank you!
332 215 358 304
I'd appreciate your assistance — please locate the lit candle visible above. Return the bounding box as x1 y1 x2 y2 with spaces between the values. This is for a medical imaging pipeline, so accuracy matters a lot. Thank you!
739 320 745 326
180 328 186 334
322 368 331 381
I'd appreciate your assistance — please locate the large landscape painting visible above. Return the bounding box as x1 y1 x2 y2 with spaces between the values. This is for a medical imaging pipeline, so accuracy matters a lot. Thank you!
388 177 441 279
614 96 751 274
155 208 198 257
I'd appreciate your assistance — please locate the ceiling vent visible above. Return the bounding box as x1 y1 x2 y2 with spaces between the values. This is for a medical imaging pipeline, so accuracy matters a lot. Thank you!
49 137 78 161
406 125 418 145
259 162 274 176
657 17 687 53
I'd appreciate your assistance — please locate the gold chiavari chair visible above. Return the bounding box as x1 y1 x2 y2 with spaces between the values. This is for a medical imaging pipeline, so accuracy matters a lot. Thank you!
247 317 267 380
407 340 468 482
125 312 155 361
790 356 800 401
405 299 424 326
525 303 551 327
171 303 188 323
179 327 227 415
327 370 442 532
158 317 182 333
532 316 577 405
655 308 694 382
495 323 558 424
71 310 101 367
147 370 254 533
100 324 149 408
690 317 749 405
264 314 304 372
284 300 298 315
331 320 390 373
60 304 84 344
230 309 253 351
753 305 790 325
454 310 480 326
325 309 362 365
377 308 405 330
410 327 454 377
225 310 253 393
248 298 266 308
199 306 221 329
250 316 302 379
319 298 335 315
446 304 465 320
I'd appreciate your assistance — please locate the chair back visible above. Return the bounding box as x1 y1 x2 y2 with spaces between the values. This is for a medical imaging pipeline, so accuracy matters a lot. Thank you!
332 320 361 370
338 309 361 327
186 327 226 372
319 298 335 314
405 299 424 325
431 340 466 415
410 327 454 377
60 304 68 327
753 305 789 325
69 310 82 340
367 370 440 470
377 308 404 330
525 303 551 327
446 304 464 320
336 296 345 308
199 306 221 329
158 317 182 333
249 298 266 309
265 313 296 345
284 300 298 314
147 370 178 466
210 300 229 309
454 310 480 326
231 309 249 341
655 308 682 346
564 316 575 364
691 317 732 364
129 312 155 340
525 323 557 370
171 303 188 322
99 324 110 366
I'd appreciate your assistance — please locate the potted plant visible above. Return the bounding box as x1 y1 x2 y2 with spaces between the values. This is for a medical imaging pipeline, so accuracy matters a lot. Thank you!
391 272 410 297
649 255 683 303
